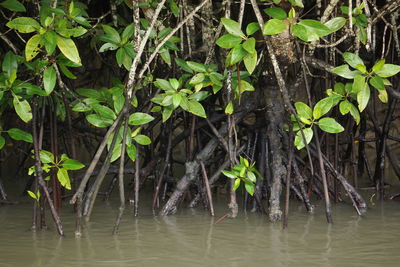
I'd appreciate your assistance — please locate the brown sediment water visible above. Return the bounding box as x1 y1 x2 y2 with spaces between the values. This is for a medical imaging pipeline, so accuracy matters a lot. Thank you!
1 197 400 267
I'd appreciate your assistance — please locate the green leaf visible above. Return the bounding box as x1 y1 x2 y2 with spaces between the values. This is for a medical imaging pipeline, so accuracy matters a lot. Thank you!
222 170 237 179
349 102 360 125
27 190 38 200
242 37 256 54
7 128 32 143
2 51 18 77
186 61 207 72
294 127 313 150
133 134 151 145
86 114 113 128
43 66 56 95
126 144 137 161
162 106 174 122
264 7 287 20
189 73 205 85
298 19 331 37
57 168 71 190
25 34 43 61
331 64 362 79
369 76 385 91
313 96 340 119
233 178 241 191
372 59 385 73
0 0 26 12
61 159 85 170
243 52 257 75
121 23 134 44
339 100 351 115
110 143 122 163
246 22 260 36
343 52 364 69
263 19 287 35
175 58 193 73
102 24 121 44
244 182 255 196
43 31 57 55
155 78 175 91
13 95 32 123
128 112 155 125
216 34 243 49
159 48 171 66
56 36 81 64
378 89 388 103
295 102 312 119
221 18 245 38
185 100 206 118
6 17 40 33
324 17 346 32
352 75 366 93
318 117 344 133
292 24 315 42
239 80 255 92
39 150 54 163
92 104 116 120
225 101 234 114
288 0 304 8
230 44 247 65
374 64 400 78
0 135 5 150
357 83 370 112
172 93 182 108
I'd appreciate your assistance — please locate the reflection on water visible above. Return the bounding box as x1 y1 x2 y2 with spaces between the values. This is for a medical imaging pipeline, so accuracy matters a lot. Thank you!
1 200 400 267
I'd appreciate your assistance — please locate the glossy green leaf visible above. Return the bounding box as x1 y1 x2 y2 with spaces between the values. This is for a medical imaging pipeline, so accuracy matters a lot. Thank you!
222 170 237 179
318 117 344 133
352 75 366 93
39 150 54 163
313 96 340 119
263 19 287 35
298 19 331 37
62 159 85 170
102 24 121 44
57 168 71 190
369 76 385 91
56 36 81 64
289 0 304 8
343 52 364 69
189 73 205 85
0 135 5 150
244 182 255 196
374 64 400 78
186 100 206 118
264 7 287 20
2 51 18 77
7 128 32 143
134 134 151 145
372 59 385 73
243 52 257 75
128 112 155 125
357 83 370 112
246 22 260 36
25 34 43 61
225 101 234 114
92 104 116 120
221 18 245 38
348 102 360 125
216 34 243 49
186 61 207 72
378 89 388 103
0 0 26 12
294 127 313 150
230 44 246 65
339 100 351 115
175 58 193 73
324 17 346 32
13 95 32 122
242 37 256 54
126 144 137 161
291 24 315 42
295 102 312 119
43 66 56 95
331 65 362 79
86 114 113 128
6 17 40 33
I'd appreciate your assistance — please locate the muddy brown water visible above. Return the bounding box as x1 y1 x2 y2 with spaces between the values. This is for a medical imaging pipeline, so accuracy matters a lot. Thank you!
1 193 400 267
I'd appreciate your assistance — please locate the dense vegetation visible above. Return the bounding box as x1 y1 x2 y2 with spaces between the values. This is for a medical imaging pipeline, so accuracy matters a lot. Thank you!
0 0 400 236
